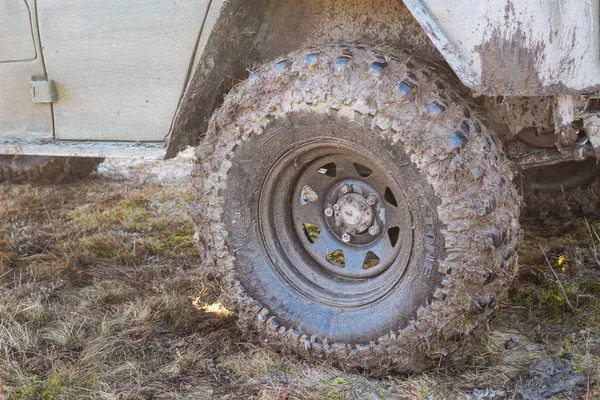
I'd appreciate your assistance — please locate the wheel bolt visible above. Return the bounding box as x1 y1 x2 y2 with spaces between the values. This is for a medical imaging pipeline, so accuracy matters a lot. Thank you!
368 225 380 236
367 195 377 206
333 204 340 211
324 207 333 217
342 233 351 243
341 185 349 194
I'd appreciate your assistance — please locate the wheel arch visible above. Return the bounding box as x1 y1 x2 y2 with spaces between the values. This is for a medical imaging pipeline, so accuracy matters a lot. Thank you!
165 0 443 158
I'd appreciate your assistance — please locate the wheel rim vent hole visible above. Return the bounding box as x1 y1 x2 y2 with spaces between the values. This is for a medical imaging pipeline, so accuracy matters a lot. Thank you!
303 223 322 244
388 226 400 248
353 163 373 177
325 250 382 270
362 251 381 269
326 249 345 268
318 163 337 177
384 187 398 207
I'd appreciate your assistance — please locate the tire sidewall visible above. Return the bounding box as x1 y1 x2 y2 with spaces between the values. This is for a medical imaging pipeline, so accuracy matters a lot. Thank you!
222 113 444 343
195 45 520 373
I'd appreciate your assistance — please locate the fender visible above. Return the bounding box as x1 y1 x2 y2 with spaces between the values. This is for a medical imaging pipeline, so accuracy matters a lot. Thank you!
166 0 440 157
403 0 600 96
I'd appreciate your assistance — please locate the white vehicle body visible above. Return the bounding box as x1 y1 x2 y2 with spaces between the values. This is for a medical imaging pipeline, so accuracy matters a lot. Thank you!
1 0 599 160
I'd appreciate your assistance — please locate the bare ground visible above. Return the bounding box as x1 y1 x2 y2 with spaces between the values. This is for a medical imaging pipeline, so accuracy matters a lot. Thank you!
0 153 598 399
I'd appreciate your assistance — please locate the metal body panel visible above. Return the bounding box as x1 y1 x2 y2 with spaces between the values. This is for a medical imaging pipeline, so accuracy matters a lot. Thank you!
37 0 210 141
166 0 440 157
4 0 600 160
0 0 36 61
189 0 224 80
0 0 53 140
0 138 166 159
404 0 600 96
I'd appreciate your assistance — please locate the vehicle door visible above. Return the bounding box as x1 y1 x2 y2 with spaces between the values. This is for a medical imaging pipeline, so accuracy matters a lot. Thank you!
0 0 53 140
35 0 211 142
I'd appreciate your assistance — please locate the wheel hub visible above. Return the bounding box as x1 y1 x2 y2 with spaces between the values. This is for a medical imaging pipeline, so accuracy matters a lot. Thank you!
261 140 413 306
333 193 374 234
324 180 384 246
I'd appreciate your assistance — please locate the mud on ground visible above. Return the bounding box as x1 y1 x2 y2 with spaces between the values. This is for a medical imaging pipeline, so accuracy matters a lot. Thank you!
0 153 598 399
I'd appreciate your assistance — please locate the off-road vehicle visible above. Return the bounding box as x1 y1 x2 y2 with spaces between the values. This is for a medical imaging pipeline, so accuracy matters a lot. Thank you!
2 0 599 373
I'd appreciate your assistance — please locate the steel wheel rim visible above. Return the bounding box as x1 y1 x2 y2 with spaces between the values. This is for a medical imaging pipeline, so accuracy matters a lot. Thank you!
258 138 414 308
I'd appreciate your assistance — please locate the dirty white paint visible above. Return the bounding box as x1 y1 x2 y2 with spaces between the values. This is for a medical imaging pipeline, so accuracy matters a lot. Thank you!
0 0 36 61
0 0 53 140
190 0 224 75
554 95 575 128
0 138 167 159
37 0 211 141
97 147 194 184
404 0 600 96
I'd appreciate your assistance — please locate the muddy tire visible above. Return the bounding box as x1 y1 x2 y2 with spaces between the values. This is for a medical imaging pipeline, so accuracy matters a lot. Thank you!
520 159 600 220
0 155 103 184
192 45 520 374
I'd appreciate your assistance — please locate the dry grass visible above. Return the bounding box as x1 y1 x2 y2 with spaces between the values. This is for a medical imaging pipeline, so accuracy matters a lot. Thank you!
0 156 598 399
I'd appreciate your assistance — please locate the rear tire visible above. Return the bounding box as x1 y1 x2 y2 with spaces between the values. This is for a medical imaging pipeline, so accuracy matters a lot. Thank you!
521 159 600 220
192 45 520 374
0 156 103 184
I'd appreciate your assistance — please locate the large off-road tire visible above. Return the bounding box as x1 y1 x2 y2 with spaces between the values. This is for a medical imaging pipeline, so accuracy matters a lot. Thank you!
0 155 103 184
192 45 520 374
520 159 600 220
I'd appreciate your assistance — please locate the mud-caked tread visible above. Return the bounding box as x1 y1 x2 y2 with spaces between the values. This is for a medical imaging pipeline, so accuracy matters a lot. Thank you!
522 177 600 221
0 156 103 184
192 45 520 374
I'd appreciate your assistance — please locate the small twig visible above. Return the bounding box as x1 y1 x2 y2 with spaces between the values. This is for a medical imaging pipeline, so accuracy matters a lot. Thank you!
586 332 591 400
42 201 56 234
539 244 578 317
583 217 600 266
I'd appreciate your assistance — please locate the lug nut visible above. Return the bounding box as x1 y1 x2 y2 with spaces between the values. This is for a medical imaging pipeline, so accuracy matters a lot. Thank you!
342 233 351 243
341 185 349 194
324 207 333 217
367 195 377 206
368 225 380 236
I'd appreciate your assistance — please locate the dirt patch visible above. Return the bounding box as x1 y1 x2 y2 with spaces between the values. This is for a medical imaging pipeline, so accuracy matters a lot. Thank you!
514 357 592 400
0 155 598 398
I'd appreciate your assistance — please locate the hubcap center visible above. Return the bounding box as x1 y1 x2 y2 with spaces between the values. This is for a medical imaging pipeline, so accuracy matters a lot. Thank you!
334 193 374 234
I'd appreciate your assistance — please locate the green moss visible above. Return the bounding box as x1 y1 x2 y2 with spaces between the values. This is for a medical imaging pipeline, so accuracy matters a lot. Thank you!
13 376 63 400
512 283 569 317
71 195 158 233
82 229 195 265
155 227 197 257
581 280 600 294
63 184 198 266
332 377 348 385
